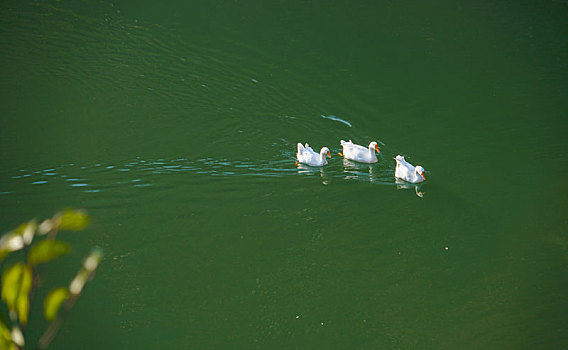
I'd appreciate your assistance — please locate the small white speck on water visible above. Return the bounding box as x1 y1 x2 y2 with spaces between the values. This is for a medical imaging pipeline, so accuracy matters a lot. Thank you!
295 315 300 319
321 322 324 326
444 246 449 251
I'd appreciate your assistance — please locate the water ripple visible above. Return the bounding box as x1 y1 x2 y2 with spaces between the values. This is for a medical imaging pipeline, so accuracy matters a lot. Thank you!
1 152 416 197
321 114 352 128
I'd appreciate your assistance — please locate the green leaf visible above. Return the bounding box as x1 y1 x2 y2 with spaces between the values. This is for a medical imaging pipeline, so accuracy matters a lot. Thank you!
56 209 90 231
44 287 70 321
0 220 37 263
1 263 25 311
17 266 32 325
1 264 32 325
0 249 11 264
0 319 13 350
0 233 24 262
28 240 70 265
12 220 37 245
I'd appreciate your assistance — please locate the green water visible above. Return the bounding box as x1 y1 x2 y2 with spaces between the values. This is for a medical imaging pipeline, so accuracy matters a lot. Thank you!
1 0 567 348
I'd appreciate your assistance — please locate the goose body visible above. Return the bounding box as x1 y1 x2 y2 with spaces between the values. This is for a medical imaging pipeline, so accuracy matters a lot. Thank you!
340 140 380 163
394 155 426 183
296 143 331 167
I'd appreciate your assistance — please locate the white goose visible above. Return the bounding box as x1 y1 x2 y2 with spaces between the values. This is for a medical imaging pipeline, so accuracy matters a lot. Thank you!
394 155 426 183
339 140 380 163
296 143 331 167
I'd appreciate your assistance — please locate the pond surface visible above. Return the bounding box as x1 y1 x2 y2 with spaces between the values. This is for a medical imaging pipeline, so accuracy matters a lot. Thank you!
1 0 567 348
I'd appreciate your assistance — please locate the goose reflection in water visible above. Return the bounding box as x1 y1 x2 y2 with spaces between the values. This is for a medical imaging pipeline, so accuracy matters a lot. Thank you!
296 163 330 185
395 179 425 197
341 158 379 183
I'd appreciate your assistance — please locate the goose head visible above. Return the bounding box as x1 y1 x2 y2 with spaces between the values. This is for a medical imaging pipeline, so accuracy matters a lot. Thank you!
320 147 331 159
369 141 380 154
415 165 426 180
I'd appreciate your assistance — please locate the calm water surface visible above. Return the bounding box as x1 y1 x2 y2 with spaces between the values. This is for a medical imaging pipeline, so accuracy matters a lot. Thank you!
1 0 567 348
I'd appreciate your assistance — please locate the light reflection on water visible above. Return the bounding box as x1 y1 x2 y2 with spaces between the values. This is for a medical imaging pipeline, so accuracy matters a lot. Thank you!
395 179 426 198
341 158 383 183
295 163 330 185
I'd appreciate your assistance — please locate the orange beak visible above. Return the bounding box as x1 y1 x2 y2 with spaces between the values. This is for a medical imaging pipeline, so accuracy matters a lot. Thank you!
420 172 426 180
375 145 380 153
326 151 331 158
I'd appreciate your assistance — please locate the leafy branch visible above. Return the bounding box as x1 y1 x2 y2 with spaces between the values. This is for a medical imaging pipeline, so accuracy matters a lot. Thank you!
0 209 102 350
